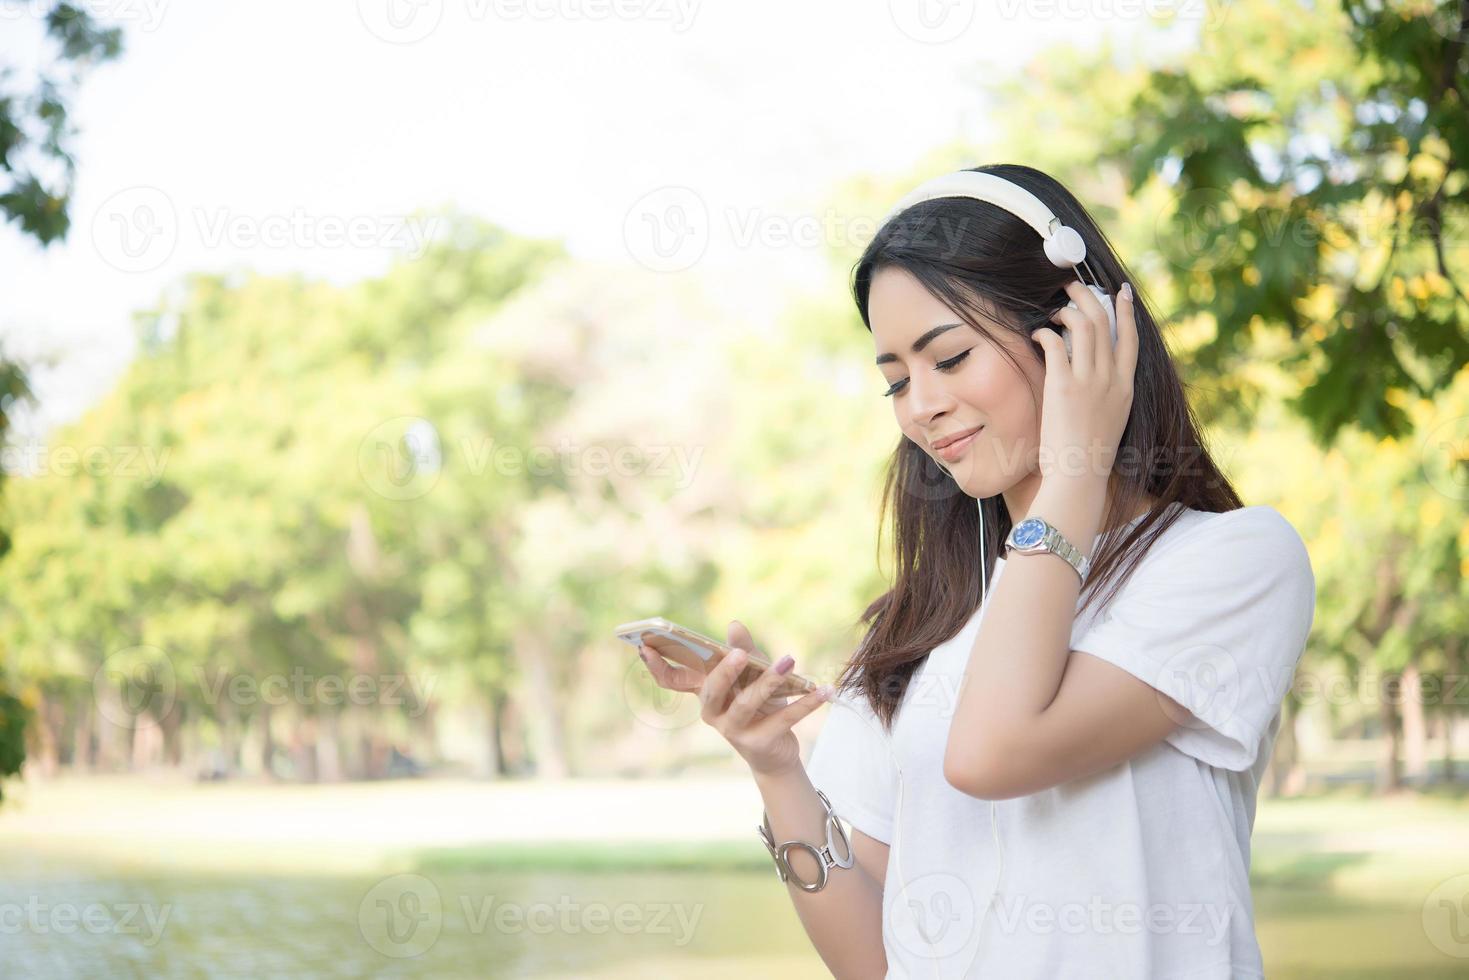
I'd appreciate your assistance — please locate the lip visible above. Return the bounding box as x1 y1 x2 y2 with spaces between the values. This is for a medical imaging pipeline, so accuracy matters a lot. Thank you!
932 425 983 461
930 425 983 451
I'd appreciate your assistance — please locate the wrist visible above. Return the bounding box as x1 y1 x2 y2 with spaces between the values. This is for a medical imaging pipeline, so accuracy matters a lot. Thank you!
750 759 806 788
1028 478 1107 561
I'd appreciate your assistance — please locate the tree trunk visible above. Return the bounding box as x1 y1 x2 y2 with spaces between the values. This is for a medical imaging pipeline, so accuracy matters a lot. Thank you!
159 699 183 766
1445 637 1464 783
76 697 96 771
1267 698 1305 797
1376 672 1402 794
1401 661 1428 785
31 691 59 776
316 711 343 782
511 634 569 779
487 690 510 779
259 704 277 780
292 715 320 782
219 696 241 777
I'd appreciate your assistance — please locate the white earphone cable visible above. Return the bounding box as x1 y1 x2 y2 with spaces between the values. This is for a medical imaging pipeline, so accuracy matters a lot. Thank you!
819 495 1003 979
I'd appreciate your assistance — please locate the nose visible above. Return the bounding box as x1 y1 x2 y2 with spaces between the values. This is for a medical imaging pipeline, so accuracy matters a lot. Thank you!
902 366 954 430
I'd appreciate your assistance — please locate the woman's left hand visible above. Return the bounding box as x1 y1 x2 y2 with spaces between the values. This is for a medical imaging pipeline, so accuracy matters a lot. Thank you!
1028 280 1138 485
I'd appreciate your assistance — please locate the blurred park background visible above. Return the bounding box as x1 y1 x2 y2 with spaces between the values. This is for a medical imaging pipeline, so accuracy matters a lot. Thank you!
0 0 1467 977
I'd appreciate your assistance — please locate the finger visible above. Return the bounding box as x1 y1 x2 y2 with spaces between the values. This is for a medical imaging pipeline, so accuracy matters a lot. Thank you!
726 620 762 659
725 653 799 730
748 686 833 741
1116 281 1138 383
639 644 703 693
1090 288 1117 380
1046 305 1085 364
1058 282 1094 378
700 645 748 722
1030 325 1066 379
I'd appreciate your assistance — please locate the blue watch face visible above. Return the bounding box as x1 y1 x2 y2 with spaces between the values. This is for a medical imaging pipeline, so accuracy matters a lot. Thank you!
1012 518 1046 547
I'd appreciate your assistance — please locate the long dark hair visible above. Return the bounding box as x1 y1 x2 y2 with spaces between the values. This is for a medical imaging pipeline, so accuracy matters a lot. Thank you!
840 163 1243 731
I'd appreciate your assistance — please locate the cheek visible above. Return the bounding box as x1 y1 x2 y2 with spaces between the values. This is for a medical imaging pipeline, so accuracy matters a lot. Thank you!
969 359 1041 440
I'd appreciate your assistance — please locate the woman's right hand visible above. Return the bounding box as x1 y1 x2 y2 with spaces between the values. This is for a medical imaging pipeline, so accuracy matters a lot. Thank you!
637 619 833 777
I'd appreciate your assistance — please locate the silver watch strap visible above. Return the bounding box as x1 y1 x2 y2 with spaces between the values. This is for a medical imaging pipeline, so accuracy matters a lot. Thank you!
1042 524 1091 584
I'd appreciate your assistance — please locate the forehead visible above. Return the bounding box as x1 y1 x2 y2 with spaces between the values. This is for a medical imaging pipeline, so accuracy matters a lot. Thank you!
869 266 1007 358
868 266 956 330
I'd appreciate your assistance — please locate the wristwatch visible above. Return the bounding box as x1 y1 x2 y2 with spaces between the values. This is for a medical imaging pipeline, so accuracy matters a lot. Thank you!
1003 516 1090 585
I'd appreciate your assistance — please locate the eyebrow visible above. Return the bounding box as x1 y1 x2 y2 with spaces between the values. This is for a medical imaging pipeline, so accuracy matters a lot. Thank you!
875 323 963 365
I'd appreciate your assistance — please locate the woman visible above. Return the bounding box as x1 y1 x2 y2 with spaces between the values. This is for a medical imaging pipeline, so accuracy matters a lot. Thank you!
637 163 1316 978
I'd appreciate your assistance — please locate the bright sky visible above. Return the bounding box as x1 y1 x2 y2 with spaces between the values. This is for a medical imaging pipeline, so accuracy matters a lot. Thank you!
0 0 1200 441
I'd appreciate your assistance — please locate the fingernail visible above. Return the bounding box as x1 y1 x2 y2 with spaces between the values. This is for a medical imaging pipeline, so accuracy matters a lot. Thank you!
1120 282 1133 301
729 647 747 664
775 655 794 675
817 685 835 701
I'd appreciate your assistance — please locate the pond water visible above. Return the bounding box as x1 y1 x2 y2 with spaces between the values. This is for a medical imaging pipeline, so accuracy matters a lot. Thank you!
0 853 822 978
2 852 1464 978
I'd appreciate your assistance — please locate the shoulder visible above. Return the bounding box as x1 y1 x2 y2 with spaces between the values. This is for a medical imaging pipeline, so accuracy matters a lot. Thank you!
1133 504 1314 591
1178 505 1310 562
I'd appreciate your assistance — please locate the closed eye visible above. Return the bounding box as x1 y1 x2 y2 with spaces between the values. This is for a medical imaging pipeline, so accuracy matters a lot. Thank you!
882 349 972 398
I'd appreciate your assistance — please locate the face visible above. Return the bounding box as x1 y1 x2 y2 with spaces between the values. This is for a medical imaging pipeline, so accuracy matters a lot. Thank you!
869 265 1045 500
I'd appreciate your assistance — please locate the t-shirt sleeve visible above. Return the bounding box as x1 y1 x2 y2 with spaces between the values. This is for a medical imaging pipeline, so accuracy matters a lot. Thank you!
803 687 899 844
1072 507 1316 772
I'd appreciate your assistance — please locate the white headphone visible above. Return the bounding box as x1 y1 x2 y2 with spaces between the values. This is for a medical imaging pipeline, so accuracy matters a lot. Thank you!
880 169 1118 359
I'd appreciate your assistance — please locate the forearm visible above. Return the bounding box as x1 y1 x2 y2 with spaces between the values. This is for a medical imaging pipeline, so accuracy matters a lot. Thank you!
751 764 887 980
947 476 1105 770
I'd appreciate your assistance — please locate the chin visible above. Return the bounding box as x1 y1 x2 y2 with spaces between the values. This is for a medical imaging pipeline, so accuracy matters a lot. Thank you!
942 466 991 500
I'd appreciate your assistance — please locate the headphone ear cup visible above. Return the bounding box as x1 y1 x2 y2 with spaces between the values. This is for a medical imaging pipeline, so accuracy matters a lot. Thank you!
1043 225 1086 268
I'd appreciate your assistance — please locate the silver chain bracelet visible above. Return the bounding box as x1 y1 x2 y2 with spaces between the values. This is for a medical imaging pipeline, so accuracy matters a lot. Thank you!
756 789 856 892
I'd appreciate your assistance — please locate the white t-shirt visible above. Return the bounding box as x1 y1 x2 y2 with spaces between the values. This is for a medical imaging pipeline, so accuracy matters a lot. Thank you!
805 503 1316 979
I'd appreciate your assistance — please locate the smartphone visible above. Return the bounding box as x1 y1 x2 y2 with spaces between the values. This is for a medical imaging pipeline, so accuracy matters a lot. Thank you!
613 617 819 699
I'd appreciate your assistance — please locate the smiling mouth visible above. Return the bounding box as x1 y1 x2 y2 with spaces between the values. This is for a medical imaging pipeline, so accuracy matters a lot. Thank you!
933 426 983 461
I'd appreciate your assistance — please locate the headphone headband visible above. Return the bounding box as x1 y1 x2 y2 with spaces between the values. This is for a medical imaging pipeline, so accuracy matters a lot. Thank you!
880 169 1090 273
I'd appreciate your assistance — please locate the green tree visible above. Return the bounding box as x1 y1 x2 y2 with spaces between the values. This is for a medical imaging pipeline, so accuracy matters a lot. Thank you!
0 1 122 243
997 0 1468 443
0 0 124 798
